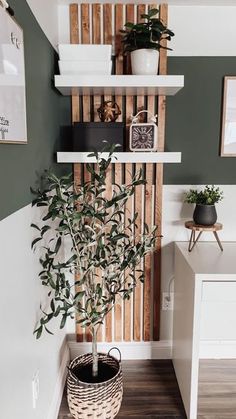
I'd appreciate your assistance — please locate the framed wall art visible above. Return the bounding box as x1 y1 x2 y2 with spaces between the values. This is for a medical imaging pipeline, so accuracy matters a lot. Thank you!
221 76 236 157
0 5 27 144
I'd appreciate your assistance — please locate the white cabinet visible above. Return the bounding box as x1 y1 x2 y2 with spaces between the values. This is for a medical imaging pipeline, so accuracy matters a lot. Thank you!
173 242 236 419
201 281 236 341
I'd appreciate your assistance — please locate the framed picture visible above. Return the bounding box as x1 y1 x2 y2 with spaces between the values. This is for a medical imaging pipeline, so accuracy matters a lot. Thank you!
0 5 27 144
220 76 236 156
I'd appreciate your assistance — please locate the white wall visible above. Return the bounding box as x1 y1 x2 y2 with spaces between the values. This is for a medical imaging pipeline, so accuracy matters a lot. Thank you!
26 0 59 49
0 204 68 419
168 6 236 56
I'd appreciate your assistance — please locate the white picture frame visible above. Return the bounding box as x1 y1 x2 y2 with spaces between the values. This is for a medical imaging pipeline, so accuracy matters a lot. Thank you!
221 76 236 157
0 5 27 144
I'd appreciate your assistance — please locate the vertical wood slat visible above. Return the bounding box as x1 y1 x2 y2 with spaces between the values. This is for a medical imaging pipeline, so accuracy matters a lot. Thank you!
144 96 156 342
70 4 83 342
115 4 124 79
91 5 103 343
80 3 92 342
144 164 153 341
125 4 134 75
104 163 113 342
70 4 80 123
114 163 123 341
93 3 102 122
123 4 134 341
124 163 133 341
113 6 123 341
81 4 91 123
153 3 168 341
133 163 142 341
102 3 113 342
115 4 123 126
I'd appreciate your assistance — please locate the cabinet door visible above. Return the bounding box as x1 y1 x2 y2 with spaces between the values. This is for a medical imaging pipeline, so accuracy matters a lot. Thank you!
200 281 236 340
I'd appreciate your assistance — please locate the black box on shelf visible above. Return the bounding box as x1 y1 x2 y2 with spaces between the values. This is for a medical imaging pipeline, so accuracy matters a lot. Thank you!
72 122 125 152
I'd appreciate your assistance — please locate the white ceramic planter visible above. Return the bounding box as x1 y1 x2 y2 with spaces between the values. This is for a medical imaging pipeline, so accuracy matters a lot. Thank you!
131 49 159 75
59 60 112 75
58 44 112 62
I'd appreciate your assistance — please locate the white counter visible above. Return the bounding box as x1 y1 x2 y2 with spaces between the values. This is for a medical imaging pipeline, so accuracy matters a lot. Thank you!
173 242 236 419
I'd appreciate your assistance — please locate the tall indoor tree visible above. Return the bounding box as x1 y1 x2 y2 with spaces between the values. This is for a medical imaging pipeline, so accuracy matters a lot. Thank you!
31 149 157 377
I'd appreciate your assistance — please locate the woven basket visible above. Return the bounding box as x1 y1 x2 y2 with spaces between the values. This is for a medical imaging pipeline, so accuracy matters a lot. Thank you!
67 348 123 419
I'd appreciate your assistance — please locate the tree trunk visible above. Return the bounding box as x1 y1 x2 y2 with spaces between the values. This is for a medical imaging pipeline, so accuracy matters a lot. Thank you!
92 327 98 377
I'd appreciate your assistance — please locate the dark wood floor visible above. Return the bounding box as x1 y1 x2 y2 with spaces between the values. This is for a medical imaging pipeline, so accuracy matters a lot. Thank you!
58 359 236 418
58 360 187 418
198 360 236 419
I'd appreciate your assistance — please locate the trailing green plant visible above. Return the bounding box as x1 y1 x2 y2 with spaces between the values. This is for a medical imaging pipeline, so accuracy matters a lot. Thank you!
120 8 174 54
185 185 223 205
31 148 157 377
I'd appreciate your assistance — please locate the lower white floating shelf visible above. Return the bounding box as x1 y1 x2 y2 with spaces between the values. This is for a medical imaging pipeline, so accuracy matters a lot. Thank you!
57 152 181 164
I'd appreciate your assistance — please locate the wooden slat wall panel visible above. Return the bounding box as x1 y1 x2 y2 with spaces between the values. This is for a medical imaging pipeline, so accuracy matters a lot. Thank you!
70 3 168 343
154 3 168 341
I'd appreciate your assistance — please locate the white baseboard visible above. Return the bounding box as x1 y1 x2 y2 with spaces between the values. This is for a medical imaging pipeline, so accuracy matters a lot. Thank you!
47 342 70 419
200 340 236 359
68 340 172 360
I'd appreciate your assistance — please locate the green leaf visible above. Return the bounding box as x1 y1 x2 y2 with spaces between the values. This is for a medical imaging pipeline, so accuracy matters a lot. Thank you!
31 237 42 249
148 8 159 17
31 223 41 231
45 326 54 335
54 237 62 254
50 300 55 312
34 326 43 339
124 22 134 28
60 315 67 329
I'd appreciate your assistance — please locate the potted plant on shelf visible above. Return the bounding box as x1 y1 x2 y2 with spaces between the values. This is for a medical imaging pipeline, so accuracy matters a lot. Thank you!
31 149 157 419
120 7 174 75
185 185 223 226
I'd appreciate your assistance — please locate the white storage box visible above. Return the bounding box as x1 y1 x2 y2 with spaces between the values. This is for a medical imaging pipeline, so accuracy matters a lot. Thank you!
58 44 112 61
59 60 112 75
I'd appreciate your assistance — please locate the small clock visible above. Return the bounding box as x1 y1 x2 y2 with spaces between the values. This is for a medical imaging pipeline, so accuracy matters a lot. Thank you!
129 111 158 152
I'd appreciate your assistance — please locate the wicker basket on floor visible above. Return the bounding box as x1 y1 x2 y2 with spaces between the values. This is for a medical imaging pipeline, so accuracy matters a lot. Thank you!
67 349 123 419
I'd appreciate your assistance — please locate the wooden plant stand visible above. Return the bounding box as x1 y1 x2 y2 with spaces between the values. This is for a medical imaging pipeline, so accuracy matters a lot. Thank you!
185 221 223 252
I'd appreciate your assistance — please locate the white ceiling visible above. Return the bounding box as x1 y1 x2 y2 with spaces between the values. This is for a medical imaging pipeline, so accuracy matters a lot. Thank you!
57 0 236 5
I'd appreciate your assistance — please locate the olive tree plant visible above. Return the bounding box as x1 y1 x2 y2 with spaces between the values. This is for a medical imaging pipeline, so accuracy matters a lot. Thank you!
31 150 157 377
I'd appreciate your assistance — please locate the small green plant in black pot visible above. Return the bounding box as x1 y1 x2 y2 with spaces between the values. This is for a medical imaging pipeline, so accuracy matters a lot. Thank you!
185 185 223 226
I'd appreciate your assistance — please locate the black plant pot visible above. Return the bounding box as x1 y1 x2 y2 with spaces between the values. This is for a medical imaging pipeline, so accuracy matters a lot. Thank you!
193 204 217 226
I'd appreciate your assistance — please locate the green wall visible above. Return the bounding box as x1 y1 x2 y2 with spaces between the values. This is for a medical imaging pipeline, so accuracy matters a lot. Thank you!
0 0 71 221
164 57 236 184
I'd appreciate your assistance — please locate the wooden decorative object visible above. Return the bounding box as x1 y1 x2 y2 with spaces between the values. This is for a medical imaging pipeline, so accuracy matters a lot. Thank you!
185 221 223 252
70 3 168 343
97 101 121 122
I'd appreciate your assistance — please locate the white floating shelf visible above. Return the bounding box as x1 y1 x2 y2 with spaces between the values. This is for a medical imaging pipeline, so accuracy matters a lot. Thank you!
54 75 184 96
57 152 182 164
